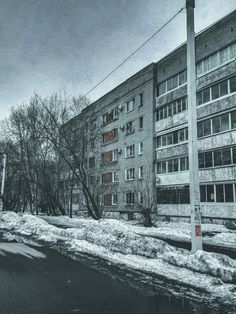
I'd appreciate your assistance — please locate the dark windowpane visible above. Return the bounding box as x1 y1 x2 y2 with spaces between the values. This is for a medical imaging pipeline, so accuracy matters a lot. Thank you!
173 75 178 89
156 111 159 121
178 129 185 142
221 114 229 131
203 88 210 103
161 161 166 173
159 108 163 120
198 153 204 168
200 186 206 202
225 184 234 202
163 107 167 119
180 157 187 171
167 133 173 145
162 135 167 146
231 111 236 129
156 137 161 148
197 121 204 138
206 185 215 202
156 162 161 174
179 70 187 85
167 77 174 91
197 92 203 106
216 185 224 202
168 160 173 172
203 120 211 136
212 116 221 133
212 84 219 100
173 131 178 144
182 98 187 111
205 152 213 167
158 82 166 96
230 76 236 93
177 99 182 113
173 159 178 172
233 147 236 163
219 80 228 97
222 148 231 165
173 103 177 115
214 150 222 166
168 104 172 116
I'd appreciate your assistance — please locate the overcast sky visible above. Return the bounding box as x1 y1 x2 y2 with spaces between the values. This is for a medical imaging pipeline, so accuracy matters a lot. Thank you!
0 0 235 118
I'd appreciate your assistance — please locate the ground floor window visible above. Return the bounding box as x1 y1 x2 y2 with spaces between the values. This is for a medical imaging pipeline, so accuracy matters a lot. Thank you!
156 186 190 204
126 192 135 205
200 183 235 203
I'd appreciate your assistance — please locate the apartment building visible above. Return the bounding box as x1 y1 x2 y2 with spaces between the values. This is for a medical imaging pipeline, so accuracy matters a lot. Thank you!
60 63 156 217
155 10 236 220
60 10 236 221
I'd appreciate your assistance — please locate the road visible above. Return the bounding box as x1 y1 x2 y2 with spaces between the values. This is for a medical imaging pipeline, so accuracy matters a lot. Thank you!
0 231 233 314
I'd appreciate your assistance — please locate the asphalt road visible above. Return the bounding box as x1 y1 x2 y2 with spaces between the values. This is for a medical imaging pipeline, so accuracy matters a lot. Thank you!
0 233 233 314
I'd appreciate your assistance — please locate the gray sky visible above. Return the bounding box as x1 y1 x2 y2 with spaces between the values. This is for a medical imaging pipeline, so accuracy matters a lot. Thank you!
0 0 235 118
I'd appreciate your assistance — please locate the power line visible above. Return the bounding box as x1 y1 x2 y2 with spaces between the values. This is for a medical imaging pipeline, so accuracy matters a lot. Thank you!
64 6 185 117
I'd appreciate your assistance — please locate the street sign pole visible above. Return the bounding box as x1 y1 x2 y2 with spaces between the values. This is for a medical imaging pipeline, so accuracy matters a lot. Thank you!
186 0 203 252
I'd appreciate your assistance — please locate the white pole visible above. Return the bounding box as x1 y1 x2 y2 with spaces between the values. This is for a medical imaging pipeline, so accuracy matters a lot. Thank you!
0 154 6 211
186 0 203 252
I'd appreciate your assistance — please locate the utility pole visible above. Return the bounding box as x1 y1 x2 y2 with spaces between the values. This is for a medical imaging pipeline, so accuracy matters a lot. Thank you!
186 0 203 252
0 154 7 211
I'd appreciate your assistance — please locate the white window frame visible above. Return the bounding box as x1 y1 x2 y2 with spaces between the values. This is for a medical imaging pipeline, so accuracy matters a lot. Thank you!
138 166 143 179
125 144 135 158
112 149 118 161
125 192 135 205
112 171 118 182
125 168 135 181
139 142 143 155
126 99 134 113
112 194 118 205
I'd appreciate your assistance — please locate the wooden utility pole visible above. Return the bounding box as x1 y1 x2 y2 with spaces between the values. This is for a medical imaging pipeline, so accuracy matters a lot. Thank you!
186 0 203 252
0 154 7 211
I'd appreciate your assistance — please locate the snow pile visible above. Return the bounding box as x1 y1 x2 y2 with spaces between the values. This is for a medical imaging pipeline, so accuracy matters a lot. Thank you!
211 232 236 245
0 212 236 286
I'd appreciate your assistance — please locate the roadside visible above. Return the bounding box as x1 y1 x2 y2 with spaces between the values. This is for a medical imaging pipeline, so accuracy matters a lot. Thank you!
1 212 236 308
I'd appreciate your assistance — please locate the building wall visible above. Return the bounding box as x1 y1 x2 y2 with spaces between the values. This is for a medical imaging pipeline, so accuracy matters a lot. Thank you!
155 10 236 219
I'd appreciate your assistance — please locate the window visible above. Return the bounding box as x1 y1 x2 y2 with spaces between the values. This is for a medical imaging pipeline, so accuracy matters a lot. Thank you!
139 93 143 107
102 128 118 143
225 184 234 202
216 185 224 202
102 172 112 183
220 47 229 64
139 116 143 129
157 70 187 96
230 42 236 58
139 142 143 155
126 99 134 112
230 76 236 93
103 194 112 206
201 183 235 203
126 144 135 158
112 171 118 182
231 111 236 129
125 168 135 181
112 149 118 161
138 192 144 204
180 157 189 171
89 157 95 168
157 186 189 204
233 147 236 163
138 166 143 179
126 192 135 205
112 194 118 205
156 128 188 148
206 185 215 202
156 97 187 121
126 121 134 134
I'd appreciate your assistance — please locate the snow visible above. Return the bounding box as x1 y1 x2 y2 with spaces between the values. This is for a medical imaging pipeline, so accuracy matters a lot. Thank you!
0 212 236 305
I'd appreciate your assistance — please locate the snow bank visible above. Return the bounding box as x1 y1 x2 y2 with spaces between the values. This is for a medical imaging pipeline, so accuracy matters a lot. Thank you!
1 212 236 287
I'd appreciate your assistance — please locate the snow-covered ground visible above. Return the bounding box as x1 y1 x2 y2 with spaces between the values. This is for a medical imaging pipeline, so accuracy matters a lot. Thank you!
0 212 236 306
43 215 236 249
